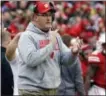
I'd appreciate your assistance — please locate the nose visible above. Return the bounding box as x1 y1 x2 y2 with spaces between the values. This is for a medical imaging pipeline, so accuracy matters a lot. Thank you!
46 16 51 22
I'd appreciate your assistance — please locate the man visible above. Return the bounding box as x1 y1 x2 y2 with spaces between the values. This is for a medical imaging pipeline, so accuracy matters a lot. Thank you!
18 2 82 95
85 32 106 95
79 44 93 81
57 35 85 95
1 28 14 95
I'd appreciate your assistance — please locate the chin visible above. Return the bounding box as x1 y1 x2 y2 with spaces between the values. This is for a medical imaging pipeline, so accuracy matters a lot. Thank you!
46 26 51 30
42 28 49 32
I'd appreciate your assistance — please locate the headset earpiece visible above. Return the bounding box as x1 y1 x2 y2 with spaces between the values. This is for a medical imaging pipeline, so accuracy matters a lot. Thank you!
33 3 38 13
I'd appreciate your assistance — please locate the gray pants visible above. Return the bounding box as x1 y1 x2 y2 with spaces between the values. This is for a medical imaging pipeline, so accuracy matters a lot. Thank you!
19 89 57 96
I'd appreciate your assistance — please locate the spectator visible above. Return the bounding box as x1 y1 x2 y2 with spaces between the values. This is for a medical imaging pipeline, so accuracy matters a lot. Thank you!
85 32 106 95
79 44 93 81
57 35 85 95
2 10 12 27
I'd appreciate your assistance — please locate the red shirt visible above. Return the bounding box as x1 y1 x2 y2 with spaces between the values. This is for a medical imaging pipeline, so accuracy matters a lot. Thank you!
81 60 88 77
88 50 106 87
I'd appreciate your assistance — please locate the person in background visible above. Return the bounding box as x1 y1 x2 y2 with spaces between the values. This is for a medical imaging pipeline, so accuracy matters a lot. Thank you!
57 34 85 95
96 32 106 51
1 28 14 95
79 44 93 81
85 32 106 95
18 1 82 96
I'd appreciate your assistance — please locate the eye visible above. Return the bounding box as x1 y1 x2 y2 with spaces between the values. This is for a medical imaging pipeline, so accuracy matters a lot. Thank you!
37 13 52 17
42 14 47 16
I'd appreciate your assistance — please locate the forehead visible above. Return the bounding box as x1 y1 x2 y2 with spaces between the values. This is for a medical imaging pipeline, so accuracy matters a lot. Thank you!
34 11 53 16
41 11 53 14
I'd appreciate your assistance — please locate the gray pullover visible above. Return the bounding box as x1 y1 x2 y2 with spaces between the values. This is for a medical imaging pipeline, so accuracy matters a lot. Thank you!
18 22 77 90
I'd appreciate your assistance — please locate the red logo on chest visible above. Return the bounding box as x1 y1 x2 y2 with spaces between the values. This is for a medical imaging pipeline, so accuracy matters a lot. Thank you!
39 40 59 50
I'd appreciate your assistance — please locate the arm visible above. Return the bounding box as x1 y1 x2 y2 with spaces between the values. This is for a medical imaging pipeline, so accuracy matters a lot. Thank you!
6 33 21 61
84 64 98 94
74 59 86 96
58 35 79 65
18 33 55 67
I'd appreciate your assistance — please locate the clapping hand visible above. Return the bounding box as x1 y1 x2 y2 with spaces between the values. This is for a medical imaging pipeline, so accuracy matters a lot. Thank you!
71 37 83 55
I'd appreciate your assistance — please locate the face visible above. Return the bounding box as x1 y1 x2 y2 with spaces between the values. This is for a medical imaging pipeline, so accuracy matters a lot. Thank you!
3 12 12 21
34 12 53 32
88 36 97 48
20 1 27 9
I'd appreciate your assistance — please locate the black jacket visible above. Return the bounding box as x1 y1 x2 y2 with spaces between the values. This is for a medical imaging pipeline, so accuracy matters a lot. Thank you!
1 47 14 95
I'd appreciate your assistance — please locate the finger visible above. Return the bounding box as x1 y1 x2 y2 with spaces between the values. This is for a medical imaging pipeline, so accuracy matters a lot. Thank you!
77 38 83 46
79 39 83 48
76 43 80 49
55 29 59 33
80 39 83 43
75 37 80 44
75 42 81 49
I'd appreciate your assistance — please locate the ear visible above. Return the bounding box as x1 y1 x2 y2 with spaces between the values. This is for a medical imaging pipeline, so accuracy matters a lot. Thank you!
33 14 38 22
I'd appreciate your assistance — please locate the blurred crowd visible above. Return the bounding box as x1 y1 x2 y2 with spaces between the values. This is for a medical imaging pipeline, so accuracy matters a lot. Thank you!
1 1 105 39
1 1 106 95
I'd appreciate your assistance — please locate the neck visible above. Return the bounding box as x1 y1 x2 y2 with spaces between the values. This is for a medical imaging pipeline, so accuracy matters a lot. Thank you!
32 21 49 33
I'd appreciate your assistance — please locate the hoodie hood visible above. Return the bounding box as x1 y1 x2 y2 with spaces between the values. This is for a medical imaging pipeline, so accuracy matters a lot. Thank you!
26 22 49 35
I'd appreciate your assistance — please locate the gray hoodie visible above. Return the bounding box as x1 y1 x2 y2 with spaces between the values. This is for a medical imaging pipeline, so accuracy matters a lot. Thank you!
18 22 77 91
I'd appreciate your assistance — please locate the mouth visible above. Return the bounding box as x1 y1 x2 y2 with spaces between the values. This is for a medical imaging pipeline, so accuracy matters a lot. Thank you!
46 22 51 23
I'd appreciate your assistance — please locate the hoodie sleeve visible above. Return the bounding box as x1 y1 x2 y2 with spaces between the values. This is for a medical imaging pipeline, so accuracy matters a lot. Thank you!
57 34 77 65
18 33 54 67
74 59 86 96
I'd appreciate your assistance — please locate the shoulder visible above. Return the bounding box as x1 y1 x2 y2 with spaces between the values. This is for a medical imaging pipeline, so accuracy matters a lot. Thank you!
20 31 29 37
92 50 101 55
88 50 101 63
19 31 33 41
